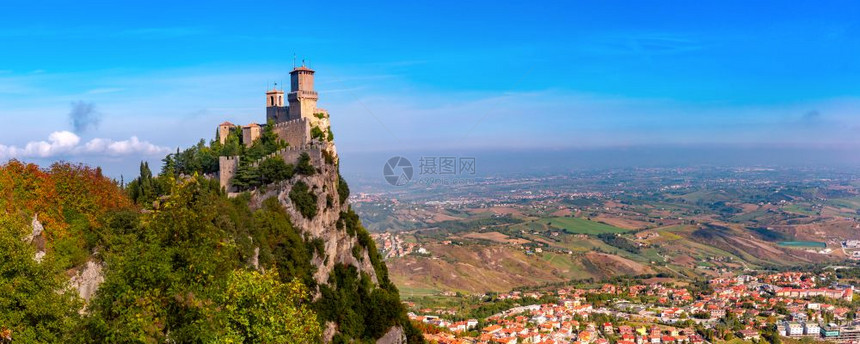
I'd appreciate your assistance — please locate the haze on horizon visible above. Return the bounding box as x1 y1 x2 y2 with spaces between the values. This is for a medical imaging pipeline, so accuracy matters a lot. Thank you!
1 1 859 180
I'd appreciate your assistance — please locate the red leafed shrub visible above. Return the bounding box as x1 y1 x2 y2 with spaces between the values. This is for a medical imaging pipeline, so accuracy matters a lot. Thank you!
0 159 134 243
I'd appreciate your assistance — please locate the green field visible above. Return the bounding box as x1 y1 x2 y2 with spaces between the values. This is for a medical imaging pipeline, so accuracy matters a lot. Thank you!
828 197 860 210
547 217 631 235
730 208 770 222
783 204 817 216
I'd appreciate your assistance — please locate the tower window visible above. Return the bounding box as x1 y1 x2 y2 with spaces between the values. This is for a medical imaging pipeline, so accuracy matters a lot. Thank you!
270 96 274 106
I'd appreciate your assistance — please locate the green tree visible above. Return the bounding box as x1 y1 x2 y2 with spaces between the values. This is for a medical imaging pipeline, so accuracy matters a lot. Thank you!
161 150 177 177
296 152 315 176
232 163 261 191
290 181 318 219
215 270 321 343
0 216 82 343
127 161 158 205
220 129 242 157
83 177 245 342
337 173 350 204
259 157 294 184
311 126 325 141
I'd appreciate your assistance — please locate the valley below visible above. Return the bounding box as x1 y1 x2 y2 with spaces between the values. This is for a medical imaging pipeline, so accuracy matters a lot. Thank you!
354 167 860 297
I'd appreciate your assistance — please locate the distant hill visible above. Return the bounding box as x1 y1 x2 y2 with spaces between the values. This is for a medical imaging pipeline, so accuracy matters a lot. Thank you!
380 213 838 296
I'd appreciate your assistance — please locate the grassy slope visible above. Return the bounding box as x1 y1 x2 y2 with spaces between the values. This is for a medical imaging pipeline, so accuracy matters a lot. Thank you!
548 217 632 235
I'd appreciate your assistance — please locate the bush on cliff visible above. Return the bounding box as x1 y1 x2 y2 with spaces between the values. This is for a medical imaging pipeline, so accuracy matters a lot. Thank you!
296 152 316 176
259 157 295 184
289 181 318 219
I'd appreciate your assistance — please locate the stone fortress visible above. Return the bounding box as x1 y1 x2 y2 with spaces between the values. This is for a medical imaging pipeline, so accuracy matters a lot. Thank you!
217 65 336 193
213 66 406 342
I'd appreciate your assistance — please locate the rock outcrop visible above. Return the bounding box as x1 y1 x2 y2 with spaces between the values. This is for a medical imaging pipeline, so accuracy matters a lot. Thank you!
376 326 407 344
247 140 409 342
69 260 105 303
251 150 379 288
25 214 46 263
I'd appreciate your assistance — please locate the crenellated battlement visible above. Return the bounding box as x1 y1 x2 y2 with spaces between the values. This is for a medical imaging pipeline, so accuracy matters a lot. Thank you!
249 144 325 168
271 117 309 130
271 117 312 147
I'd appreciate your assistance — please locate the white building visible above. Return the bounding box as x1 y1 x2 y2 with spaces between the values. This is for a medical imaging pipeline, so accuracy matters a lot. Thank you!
467 319 479 329
786 322 804 336
804 322 820 336
531 315 548 325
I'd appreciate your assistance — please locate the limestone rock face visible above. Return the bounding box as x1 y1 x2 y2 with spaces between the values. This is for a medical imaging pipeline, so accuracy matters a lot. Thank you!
69 260 105 303
251 152 379 287
26 214 46 262
376 326 406 344
26 214 104 309
250 246 260 270
247 142 408 342
27 214 43 240
322 322 338 343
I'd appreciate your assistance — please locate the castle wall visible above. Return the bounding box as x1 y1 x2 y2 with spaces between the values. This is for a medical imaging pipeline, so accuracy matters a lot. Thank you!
219 156 240 192
250 144 325 169
272 118 311 147
266 106 289 123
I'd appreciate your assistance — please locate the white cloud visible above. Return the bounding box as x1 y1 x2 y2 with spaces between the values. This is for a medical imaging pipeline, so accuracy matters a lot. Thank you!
0 131 170 160
83 136 170 156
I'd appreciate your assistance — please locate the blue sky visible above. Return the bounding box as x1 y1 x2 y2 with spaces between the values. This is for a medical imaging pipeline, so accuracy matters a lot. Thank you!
1 1 859 177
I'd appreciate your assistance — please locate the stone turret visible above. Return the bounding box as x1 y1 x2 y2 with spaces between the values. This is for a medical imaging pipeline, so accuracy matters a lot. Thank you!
217 121 235 144
242 123 262 147
288 66 318 121
266 84 287 123
219 156 239 192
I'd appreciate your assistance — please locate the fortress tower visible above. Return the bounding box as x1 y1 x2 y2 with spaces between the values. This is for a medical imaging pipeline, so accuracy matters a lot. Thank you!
287 65 318 121
266 84 287 123
242 123 261 147
218 65 335 193
217 121 235 144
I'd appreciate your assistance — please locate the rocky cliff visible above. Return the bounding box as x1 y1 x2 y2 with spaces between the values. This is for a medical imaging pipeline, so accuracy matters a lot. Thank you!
251 153 380 288
218 132 414 343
